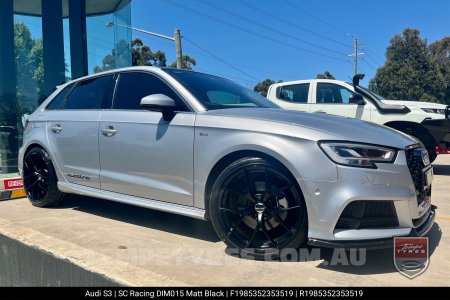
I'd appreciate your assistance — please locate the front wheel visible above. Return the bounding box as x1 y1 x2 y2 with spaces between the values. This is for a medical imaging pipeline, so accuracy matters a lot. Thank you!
209 157 308 260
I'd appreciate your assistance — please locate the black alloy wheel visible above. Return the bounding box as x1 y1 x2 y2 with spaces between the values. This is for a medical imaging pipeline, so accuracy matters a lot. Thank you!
23 147 64 207
210 157 308 260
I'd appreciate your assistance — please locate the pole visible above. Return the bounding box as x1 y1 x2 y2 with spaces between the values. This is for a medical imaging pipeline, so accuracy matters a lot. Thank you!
174 29 183 69
354 37 358 75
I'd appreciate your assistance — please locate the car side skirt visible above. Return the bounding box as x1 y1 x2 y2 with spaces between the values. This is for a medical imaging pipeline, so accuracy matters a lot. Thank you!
58 182 206 220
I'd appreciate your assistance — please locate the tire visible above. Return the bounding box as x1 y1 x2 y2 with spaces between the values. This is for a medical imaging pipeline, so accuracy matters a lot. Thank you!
23 147 64 207
209 157 308 260
386 123 438 163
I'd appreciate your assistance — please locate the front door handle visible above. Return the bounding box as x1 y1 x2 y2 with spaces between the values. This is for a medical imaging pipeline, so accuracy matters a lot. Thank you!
314 110 326 114
101 126 117 137
51 124 62 133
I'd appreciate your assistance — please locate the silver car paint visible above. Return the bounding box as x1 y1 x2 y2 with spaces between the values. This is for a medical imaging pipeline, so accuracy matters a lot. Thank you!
19 66 430 243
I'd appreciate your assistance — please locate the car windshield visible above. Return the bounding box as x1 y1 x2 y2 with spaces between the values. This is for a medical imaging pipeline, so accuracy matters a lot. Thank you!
164 69 279 110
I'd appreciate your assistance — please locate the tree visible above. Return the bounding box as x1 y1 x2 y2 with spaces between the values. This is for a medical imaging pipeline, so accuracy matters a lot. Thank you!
253 79 283 97
316 71 335 79
132 38 167 67
94 39 132 73
429 37 450 104
369 28 446 103
169 55 196 70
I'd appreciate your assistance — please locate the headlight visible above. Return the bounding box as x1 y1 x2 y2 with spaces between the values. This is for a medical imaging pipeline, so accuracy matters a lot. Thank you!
421 108 445 114
318 142 397 168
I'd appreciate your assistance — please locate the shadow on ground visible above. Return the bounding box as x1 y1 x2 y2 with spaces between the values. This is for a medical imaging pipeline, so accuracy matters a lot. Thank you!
57 194 221 243
54 194 442 276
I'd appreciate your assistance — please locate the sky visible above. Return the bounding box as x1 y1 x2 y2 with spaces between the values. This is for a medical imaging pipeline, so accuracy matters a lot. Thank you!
131 0 450 88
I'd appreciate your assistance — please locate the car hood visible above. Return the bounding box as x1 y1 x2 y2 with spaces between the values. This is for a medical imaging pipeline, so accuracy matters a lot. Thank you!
381 99 447 109
205 108 417 149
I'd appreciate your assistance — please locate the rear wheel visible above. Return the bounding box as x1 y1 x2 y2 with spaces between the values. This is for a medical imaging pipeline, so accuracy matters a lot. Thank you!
209 157 308 260
23 147 64 207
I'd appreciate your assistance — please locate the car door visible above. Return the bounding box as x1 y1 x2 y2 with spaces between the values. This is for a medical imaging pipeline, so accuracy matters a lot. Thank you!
46 75 115 189
98 71 195 206
268 82 312 112
311 82 371 120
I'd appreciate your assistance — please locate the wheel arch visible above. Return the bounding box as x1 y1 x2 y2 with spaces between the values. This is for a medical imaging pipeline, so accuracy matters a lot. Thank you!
383 120 436 145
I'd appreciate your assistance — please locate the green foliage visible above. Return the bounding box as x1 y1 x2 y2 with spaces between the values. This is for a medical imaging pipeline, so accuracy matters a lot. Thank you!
132 38 167 67
253 79 283 97
169 55 196 70
316 71 335 80
369 28 447 104
429 37 450 104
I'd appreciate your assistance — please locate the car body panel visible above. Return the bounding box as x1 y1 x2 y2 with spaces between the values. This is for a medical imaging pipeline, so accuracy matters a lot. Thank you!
99 110 195 206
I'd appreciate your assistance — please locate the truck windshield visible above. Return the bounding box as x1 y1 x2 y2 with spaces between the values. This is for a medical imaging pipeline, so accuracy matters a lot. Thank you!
164 69 279 110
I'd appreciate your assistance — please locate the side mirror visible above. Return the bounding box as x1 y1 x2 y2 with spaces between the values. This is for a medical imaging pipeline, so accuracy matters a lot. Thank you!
349 93 366 105
140 94 176 120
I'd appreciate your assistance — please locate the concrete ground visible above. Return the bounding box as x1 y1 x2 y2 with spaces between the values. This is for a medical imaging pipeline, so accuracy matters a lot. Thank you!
0 155 449 286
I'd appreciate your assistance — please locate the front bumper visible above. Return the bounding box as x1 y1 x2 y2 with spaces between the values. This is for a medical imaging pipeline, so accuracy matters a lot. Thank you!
301 147 435 246
308 205 436 249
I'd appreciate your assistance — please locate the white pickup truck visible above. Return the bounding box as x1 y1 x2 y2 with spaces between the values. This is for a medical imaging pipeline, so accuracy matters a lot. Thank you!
266 74 450 162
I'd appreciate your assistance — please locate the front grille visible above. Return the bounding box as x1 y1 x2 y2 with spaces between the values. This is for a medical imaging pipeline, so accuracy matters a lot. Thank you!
335 201 399 230
405 145 430 205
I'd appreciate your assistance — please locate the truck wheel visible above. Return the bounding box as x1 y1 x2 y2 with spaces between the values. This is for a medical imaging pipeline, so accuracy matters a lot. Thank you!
209 157 308 260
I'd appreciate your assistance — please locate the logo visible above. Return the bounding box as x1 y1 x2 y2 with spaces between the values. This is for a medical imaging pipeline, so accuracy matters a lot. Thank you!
3 178 24 190
394 237 429 279
66 173 91 181
417 148 430 166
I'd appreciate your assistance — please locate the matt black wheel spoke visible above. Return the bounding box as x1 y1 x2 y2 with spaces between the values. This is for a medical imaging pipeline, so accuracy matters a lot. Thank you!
25 178 39 190
279 204 301 212
245 223 259 248
227 218 244 237
245 169 257 202
225 187 247 197
277 217 294 236
261 223 278 249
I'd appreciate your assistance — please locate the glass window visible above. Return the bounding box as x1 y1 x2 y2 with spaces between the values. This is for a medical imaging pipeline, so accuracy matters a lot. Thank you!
63 75 113 109
164 69 279 110
278 83 310 103
46 83 74 110
316 83 354 104
113 72 186 110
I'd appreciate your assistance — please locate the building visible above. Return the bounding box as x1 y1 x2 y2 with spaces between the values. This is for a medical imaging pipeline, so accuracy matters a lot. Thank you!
0 0 132 197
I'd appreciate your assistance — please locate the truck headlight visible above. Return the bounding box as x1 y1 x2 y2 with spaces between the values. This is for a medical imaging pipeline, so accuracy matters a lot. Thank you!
318 141 397 168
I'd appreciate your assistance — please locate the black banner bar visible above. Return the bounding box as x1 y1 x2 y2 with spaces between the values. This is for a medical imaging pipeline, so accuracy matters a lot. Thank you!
0 287 448 300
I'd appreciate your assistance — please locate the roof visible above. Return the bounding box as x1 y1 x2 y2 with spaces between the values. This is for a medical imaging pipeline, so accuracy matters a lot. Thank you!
14 0 131 17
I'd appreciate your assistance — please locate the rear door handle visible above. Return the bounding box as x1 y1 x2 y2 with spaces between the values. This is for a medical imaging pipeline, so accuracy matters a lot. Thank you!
314 110 326 114
51 124 62 133
101 126 117 137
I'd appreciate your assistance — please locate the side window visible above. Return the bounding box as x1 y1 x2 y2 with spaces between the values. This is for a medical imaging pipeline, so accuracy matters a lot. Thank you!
46 83 74 110
63 75 114 109
113 72 186 110
278 83 309 103
316 83 354 104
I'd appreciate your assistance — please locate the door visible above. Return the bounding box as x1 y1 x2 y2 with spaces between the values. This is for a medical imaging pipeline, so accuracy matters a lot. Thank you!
311 82 371 120
99 71 195 206
46 75 115 189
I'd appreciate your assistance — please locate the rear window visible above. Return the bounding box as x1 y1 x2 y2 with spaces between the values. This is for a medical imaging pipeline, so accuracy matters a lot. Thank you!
46 83 75 110
63 75 114 109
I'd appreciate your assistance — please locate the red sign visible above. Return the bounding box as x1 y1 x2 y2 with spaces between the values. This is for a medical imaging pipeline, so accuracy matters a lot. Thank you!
3 178 24 190
394 237 429 279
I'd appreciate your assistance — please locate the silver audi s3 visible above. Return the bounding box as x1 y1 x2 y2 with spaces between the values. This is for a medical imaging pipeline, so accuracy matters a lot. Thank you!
19 67 435 258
